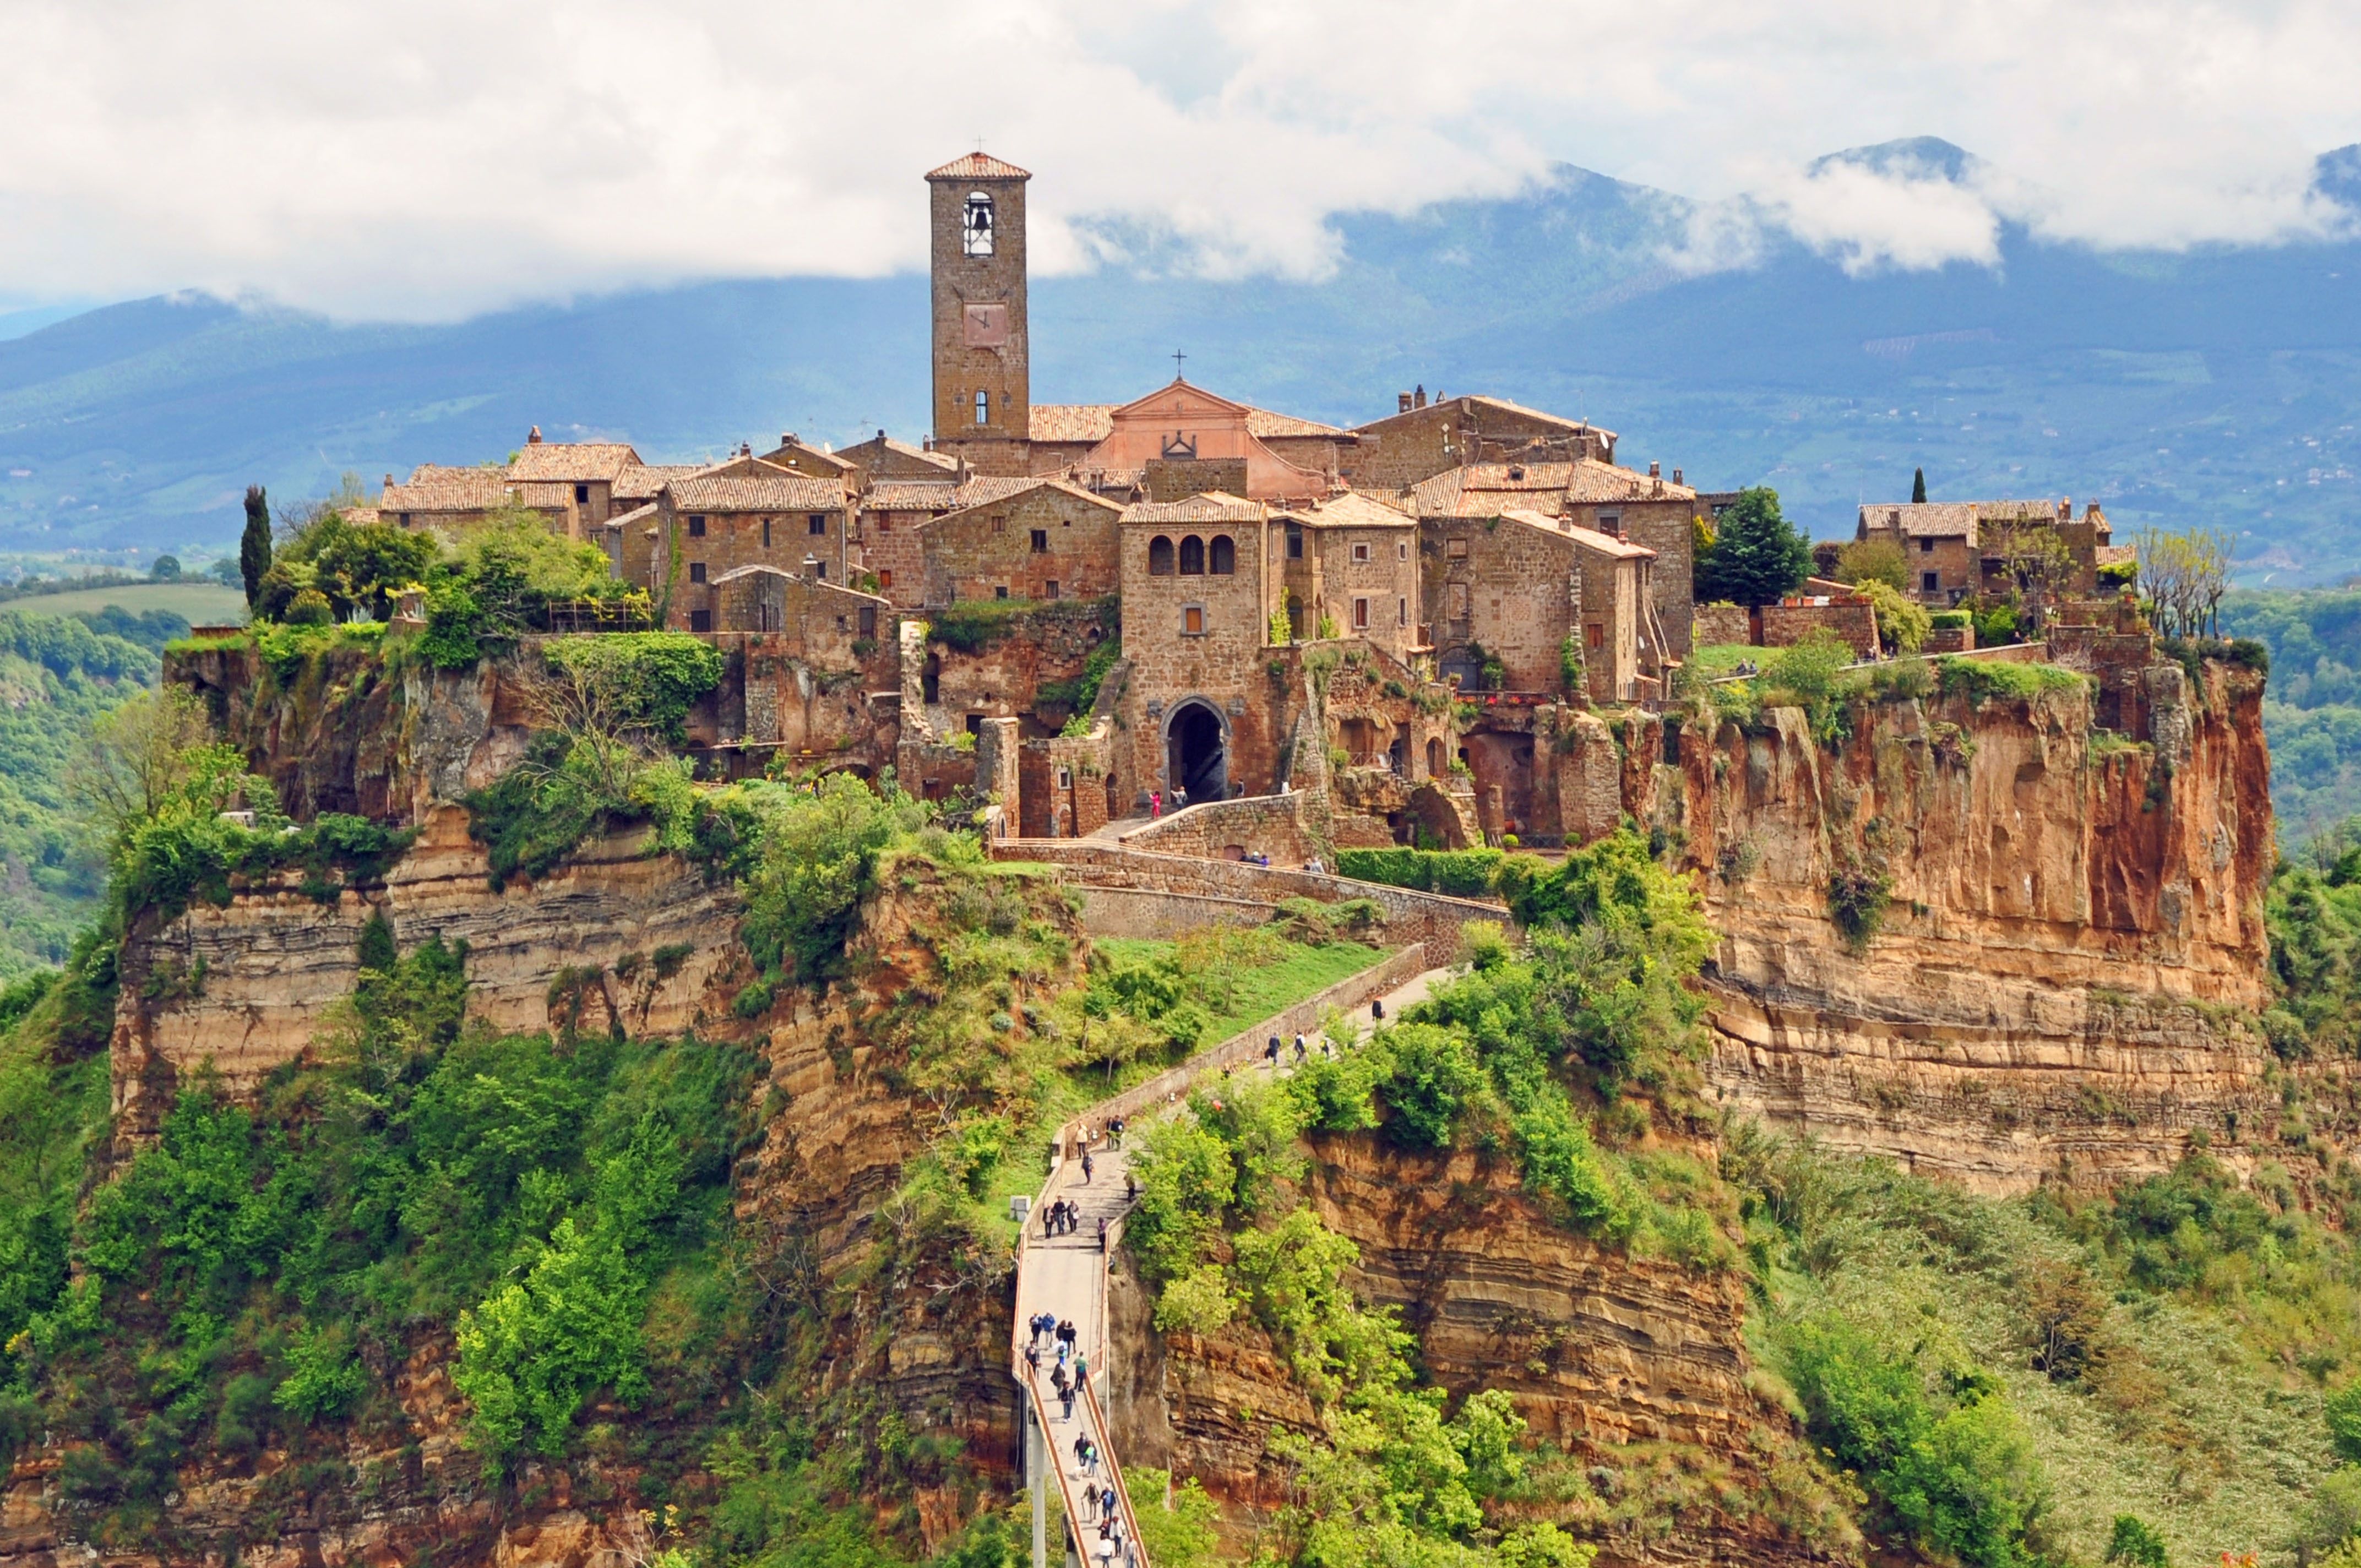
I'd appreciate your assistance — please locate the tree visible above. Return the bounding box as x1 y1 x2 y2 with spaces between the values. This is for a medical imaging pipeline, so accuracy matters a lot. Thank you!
209 557 242 587
78 685 217 851
240 485 272 610
2135 527 2234 638
1859 580 1931 654
1694 487 1810 607
1912 466 1928 503
150 554 182 582
1837 538 1909 590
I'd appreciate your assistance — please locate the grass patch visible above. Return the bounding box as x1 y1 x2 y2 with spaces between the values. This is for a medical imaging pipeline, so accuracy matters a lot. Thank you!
1690 642 1761 679
15 582 248 624
1094 933 1386 1052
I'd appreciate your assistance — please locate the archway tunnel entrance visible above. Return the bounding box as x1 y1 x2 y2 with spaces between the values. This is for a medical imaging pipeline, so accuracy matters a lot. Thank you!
1166 701 1227 804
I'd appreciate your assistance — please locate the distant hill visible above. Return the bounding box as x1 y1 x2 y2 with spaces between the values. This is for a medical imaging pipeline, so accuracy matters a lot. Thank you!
2 141 2358 581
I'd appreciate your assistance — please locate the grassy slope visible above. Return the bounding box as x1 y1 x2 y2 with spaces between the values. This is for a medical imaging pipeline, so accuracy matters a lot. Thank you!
21 582 246 623
1094 937 1385 1050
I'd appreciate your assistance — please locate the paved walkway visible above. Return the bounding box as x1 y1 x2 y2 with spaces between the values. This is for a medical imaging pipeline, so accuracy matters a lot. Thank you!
1009 959 1454 1568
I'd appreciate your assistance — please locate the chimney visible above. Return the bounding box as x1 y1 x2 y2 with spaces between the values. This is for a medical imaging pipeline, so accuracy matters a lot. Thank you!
878 428 886 440
1672 467 1682 486
741 442 753 456
1398 391 1413 413
1414 384 1427 410
1649 461 1660 478
527 426 543 444
384 473 393 488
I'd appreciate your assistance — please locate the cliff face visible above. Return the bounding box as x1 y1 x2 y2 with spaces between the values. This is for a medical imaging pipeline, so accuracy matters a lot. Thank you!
1106 1135 1847 1568
109 805 745 1142
1661 661 2276 1190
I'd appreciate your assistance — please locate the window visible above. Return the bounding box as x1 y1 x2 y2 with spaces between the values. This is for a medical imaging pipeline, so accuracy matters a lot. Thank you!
858 606 877 635
1183 606 1205 635
878 569 893 588
689 562 706 584
574 483 589 504
688 515 707 537
1031 529 1048 553
1920 537 1935 552
1057 767 1073 790
1351 542 1371 563
1598 511 1620 534
1447 537 1468 559
974 390 990 425
1399 541 1409 561
1398 597 1407 626
814 561 826 580
875 515 890 532
1287 524 1303 559
1586 623 1603 650
1922 571 1940 593
809 514 827 535
962 190 995 255
1179 535 1205 574
762 519 772 548
995 585 1009 600
1209 535 1234 574
689 608 712 632
1149 535 1175 575
1353 597 1369 629
1045 580 1061 600
993 517 1006 534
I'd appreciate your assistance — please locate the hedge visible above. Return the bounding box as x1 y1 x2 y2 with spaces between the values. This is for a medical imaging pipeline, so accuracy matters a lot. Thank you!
1335 847 1504 898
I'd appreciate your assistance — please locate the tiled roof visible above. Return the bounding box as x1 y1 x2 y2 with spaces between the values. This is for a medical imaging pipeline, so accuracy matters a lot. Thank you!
864 480 960 511
2095 543 2137 567
1245 407 1347 439
1120 491 1267 525
1561 459 1694 503
613 464 704 501
926 152 1032 181
1353 394 1614 443
852 436 959 473
600 502 659 533
507 442 641 482
668 473 848 512
759 442 855 473
956 475 1050 507
512 481 578 509
1029 405 1117 443
1860 502 1981 540
383 470 513 513
1281 491 1413 529
1410 460 1690 517
928 480 1124 528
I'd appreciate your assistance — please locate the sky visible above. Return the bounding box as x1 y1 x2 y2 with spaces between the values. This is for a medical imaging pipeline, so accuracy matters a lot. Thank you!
1 0 2356 322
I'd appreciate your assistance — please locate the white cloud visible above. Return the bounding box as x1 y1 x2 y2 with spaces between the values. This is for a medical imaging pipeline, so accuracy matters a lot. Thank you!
0 0 2354 319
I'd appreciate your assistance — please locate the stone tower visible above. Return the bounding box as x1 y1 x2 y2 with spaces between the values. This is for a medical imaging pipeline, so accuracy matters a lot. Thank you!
926 153 1031 453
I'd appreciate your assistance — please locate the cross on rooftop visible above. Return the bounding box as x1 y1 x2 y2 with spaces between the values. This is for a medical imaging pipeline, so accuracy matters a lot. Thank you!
1172 349 1187 376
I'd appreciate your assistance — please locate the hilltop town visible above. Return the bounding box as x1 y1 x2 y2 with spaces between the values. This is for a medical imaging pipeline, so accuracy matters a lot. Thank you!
338 153 2145 857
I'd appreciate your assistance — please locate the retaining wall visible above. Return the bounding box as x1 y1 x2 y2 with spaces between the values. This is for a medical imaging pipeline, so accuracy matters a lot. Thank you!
1077 886 1276 938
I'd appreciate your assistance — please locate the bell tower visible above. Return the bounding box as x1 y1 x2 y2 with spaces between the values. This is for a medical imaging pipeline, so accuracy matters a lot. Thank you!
926 153 1031 463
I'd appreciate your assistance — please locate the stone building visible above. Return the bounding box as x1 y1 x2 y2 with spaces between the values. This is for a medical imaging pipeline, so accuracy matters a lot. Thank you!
837 431 960 486
927 153 1033 473
1513 510 1664 705
858 473 1042 606
380 466 521 534
652 457 855 629
918 480 1123 606
1343 392 1615 491
1420 508 1580 694
1114 492 1282 806
1857 498 2121 608
505 430 644 535
1269 491 1421 661
1063 378 1343 503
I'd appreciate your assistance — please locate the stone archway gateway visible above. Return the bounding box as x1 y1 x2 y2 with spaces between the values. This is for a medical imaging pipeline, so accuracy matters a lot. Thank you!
1164 699 1227 803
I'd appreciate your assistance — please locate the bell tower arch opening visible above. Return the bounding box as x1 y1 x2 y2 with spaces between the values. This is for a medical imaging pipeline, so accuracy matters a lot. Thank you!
926 153 1032 450
1163 699 1227 804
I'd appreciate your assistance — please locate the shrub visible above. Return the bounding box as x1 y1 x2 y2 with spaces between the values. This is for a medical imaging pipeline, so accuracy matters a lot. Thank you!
1858 579 1932 654
1837 538 1910 590
1155 1264 1236 1335
2104 1515 2169 1568
1931 609 1972 629
1828 862 1894 953
1971 602 2020 646
539 633 725 745
1374 1023 1484 1150
1335 847 1503 897
1936 657 2088 706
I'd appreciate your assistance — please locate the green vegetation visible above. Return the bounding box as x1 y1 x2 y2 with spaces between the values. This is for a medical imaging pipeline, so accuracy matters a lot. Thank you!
2264 816 2361 1058
1693 487 1810 608
1334 846 1504 898
0 582 245 624
1089 929 1385 1055
2221 587 2361 843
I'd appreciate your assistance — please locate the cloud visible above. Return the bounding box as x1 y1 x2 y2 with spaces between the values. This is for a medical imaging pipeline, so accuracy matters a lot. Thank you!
0 0 2354 319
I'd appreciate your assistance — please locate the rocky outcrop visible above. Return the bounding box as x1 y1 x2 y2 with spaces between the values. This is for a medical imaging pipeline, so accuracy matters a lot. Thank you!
109 805 744 1141
1105 1134 1846 1568
1660 660 2276 1190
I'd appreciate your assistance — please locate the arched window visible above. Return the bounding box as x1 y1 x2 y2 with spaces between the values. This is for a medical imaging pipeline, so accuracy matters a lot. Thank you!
1208 534 1235 574
1179 535 1205 575
1148 535 1175 576
963 192 994 256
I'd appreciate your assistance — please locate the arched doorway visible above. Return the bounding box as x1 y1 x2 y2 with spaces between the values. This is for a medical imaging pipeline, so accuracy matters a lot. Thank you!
1165 700 1227 804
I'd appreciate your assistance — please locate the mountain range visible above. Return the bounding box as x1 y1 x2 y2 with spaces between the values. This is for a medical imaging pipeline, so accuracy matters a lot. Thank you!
2 137 2358 582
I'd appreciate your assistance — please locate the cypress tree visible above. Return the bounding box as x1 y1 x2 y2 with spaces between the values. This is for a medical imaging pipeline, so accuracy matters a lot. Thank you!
240 485 272 611
1911 467 1928 503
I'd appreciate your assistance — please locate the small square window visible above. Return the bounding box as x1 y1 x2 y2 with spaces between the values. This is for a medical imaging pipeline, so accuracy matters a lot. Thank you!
809 514 827 535
1057 767 1073 790
878 569 893 587
688 516 707 537
1919 536 1935 552
1585 623 1603 650
689 608 712 631
1183 606 1205 635
689 562 706 584
1351 542 1371 563
1922 571 1940 593
574 483 589 504
1046 580 1061 600
1446 537 1468 559
1031 529 1048 553
995 585 1009 600
877 515 891 532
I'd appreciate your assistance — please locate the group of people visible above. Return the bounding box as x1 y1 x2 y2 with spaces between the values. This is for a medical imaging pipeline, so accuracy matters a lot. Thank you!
1072 1441 1131 1565
1042 1196 1089 1235
1146 786 1189 818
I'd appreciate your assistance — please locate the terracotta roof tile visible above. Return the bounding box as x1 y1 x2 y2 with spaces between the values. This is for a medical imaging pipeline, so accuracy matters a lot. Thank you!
613 464 705 501
1120 491 1266 525
507 442 641 482
1860 502 1981 541
1244 407 1347 439
668 473 848 512
1029 405 1117 443
600 502 659 533
382 470 513 513
1279 492 1412 528
926 152 1032 181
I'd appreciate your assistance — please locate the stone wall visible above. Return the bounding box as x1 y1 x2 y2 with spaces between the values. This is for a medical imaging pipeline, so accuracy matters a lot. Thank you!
1074 886 1274 937
1421 514 1576 693
1693 603 1751 647
919 483 1122 606
1117 790 1324 864
1760 596 1878 656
